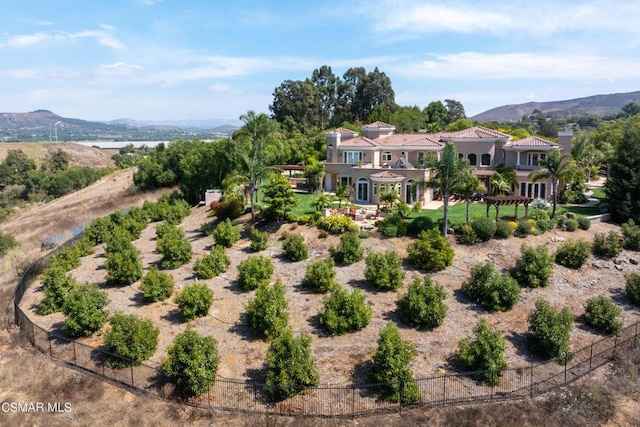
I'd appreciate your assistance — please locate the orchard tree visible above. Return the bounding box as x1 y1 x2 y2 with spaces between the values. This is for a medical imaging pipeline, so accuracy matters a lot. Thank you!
367 322 420 405
104 312 159 368
397 275 448 329
457 318 508 385
61 283 109 337
262 173 299 222
161 328 220 397
244 280 289 340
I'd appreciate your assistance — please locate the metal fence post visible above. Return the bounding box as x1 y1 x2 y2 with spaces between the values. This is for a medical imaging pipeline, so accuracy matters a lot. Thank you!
351 385 355 417
589 342 593 371
48 331 53 356
530 362 534 398
73 341 77 365
635 322 638 348
131 364 134 387
443 375 447 404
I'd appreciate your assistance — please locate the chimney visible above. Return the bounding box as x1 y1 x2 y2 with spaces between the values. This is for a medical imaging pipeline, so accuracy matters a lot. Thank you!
326 130 341 163
558 131 573 158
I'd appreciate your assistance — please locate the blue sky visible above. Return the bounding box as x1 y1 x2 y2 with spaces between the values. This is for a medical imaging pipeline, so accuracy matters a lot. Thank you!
1 0 639 123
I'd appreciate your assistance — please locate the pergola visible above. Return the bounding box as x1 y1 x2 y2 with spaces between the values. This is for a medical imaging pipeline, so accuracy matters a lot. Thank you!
483 195 534 221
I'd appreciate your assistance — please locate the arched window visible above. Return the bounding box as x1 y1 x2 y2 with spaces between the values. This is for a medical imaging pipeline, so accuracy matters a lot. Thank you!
481 153 491 166
382 151 392 162
468 153 477 165
458 153 464 160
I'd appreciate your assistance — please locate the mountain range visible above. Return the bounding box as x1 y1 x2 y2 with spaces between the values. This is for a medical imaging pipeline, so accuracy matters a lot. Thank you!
2 89 639 142
470 90 640 122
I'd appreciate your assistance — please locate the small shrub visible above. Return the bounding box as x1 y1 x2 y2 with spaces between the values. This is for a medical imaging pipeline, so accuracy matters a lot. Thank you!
104 312 159 368
367 322 420 405
364 250 405 291
536 218 555 233
318 230 329 239
161 328 220 397
625 273 640 306
281 233 308 262
584 295 622 335
265 329 319 402
621 219 640 250
495 220 515 238
358 230 370 239
577 216 591 230
456 224 480 245
378 214 408 237
329 231 364 266
39 266 77 315
212 218 241 248
140 267 174 302
301 258 337 293
319 286 372 335
564 218 579 232
457 318 508 386
462 262 520 312
193 245 230 279
0 232 18 257
555 239 592 268
515 219 533 237
527 299 574 362
397 275 448 329
511 244 555 288
407 229 454 271
244 280 289 340
408 216 434 235
175 283 214 321
249 227 269 252
470 217 497 242
237 256 274 291
318 215 359 234
62 283 109 337
214 197 244 220
592 231 623 258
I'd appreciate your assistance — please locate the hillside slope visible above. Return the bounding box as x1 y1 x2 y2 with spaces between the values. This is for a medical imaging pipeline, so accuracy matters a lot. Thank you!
471 90 640 122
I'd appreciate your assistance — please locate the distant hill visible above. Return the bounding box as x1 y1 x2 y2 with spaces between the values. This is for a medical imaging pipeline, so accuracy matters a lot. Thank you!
0 110 238 142
470 90 640 122
104 118 241 131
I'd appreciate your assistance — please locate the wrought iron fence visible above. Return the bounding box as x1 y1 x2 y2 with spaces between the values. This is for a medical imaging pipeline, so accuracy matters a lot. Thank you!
12 238 640 417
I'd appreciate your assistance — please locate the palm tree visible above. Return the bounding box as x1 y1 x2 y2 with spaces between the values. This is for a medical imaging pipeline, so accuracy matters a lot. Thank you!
334 182 350 208
417 142 469 236
529 149 572 218
313 191 333 211
236 111 275 222
456 170 486 223
490 172 512 196
379 185 400 210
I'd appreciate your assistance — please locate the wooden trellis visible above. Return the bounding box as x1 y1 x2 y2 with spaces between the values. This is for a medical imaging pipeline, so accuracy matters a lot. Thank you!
483 195 534 221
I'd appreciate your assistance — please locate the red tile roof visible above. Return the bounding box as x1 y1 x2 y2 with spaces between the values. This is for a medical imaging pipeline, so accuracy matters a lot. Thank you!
440 126 512 139
504 136 558 148
369 171 404 179
362 121 395 129
336 137 379 147
325 127 359 136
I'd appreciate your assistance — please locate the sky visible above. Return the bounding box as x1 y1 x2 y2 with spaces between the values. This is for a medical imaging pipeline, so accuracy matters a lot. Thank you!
1 0 640 124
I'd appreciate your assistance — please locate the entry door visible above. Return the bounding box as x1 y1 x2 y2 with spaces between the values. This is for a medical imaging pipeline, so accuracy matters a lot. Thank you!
356 179 369 202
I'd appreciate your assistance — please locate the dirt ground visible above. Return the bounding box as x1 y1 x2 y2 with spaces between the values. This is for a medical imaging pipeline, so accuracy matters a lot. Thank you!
2 155 640 425
20 205 640 385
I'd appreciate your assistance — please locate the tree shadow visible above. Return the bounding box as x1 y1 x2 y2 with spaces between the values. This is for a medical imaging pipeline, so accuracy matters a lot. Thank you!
161 308 184 325
307 313 332 338
611 288 639 312
346 278 379 294
228 318 264 343
505 331 545 363
223 280 245 294
129 291 148 307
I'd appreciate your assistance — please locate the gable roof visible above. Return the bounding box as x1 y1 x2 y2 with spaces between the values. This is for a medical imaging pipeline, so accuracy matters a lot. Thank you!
440 126 512 140
325 127 359 136
503 136 558 148
338 133 444 149
361 121 395 129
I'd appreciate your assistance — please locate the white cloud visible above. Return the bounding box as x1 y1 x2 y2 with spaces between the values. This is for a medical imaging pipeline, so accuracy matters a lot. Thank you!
209 83 241 95
5 27 126 51
0 67 81 80
95 62 144 76
357 0 640 37
391 51 640 81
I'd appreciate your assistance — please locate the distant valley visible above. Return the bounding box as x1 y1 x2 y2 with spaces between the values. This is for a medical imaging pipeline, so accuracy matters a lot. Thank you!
0 110 238 142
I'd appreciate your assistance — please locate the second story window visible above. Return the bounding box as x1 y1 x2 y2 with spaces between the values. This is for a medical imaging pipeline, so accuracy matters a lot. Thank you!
468 153 477 166
382 151 392 162
481 153 491 166
343 151 363 164
528 153 547 166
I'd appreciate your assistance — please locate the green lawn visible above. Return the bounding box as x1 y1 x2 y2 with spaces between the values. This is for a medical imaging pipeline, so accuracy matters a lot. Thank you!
590 187 607 200
287 193 601 223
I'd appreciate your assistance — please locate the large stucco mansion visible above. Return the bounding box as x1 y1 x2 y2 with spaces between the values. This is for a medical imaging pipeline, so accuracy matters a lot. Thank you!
323 121 572 207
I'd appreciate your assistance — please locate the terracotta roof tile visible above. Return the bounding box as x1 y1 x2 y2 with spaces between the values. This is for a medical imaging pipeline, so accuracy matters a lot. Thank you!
504 136 558 148
440 126 512 140
361 121 395 129
325 127 359 136
369 171 404 179
337 137 378 147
